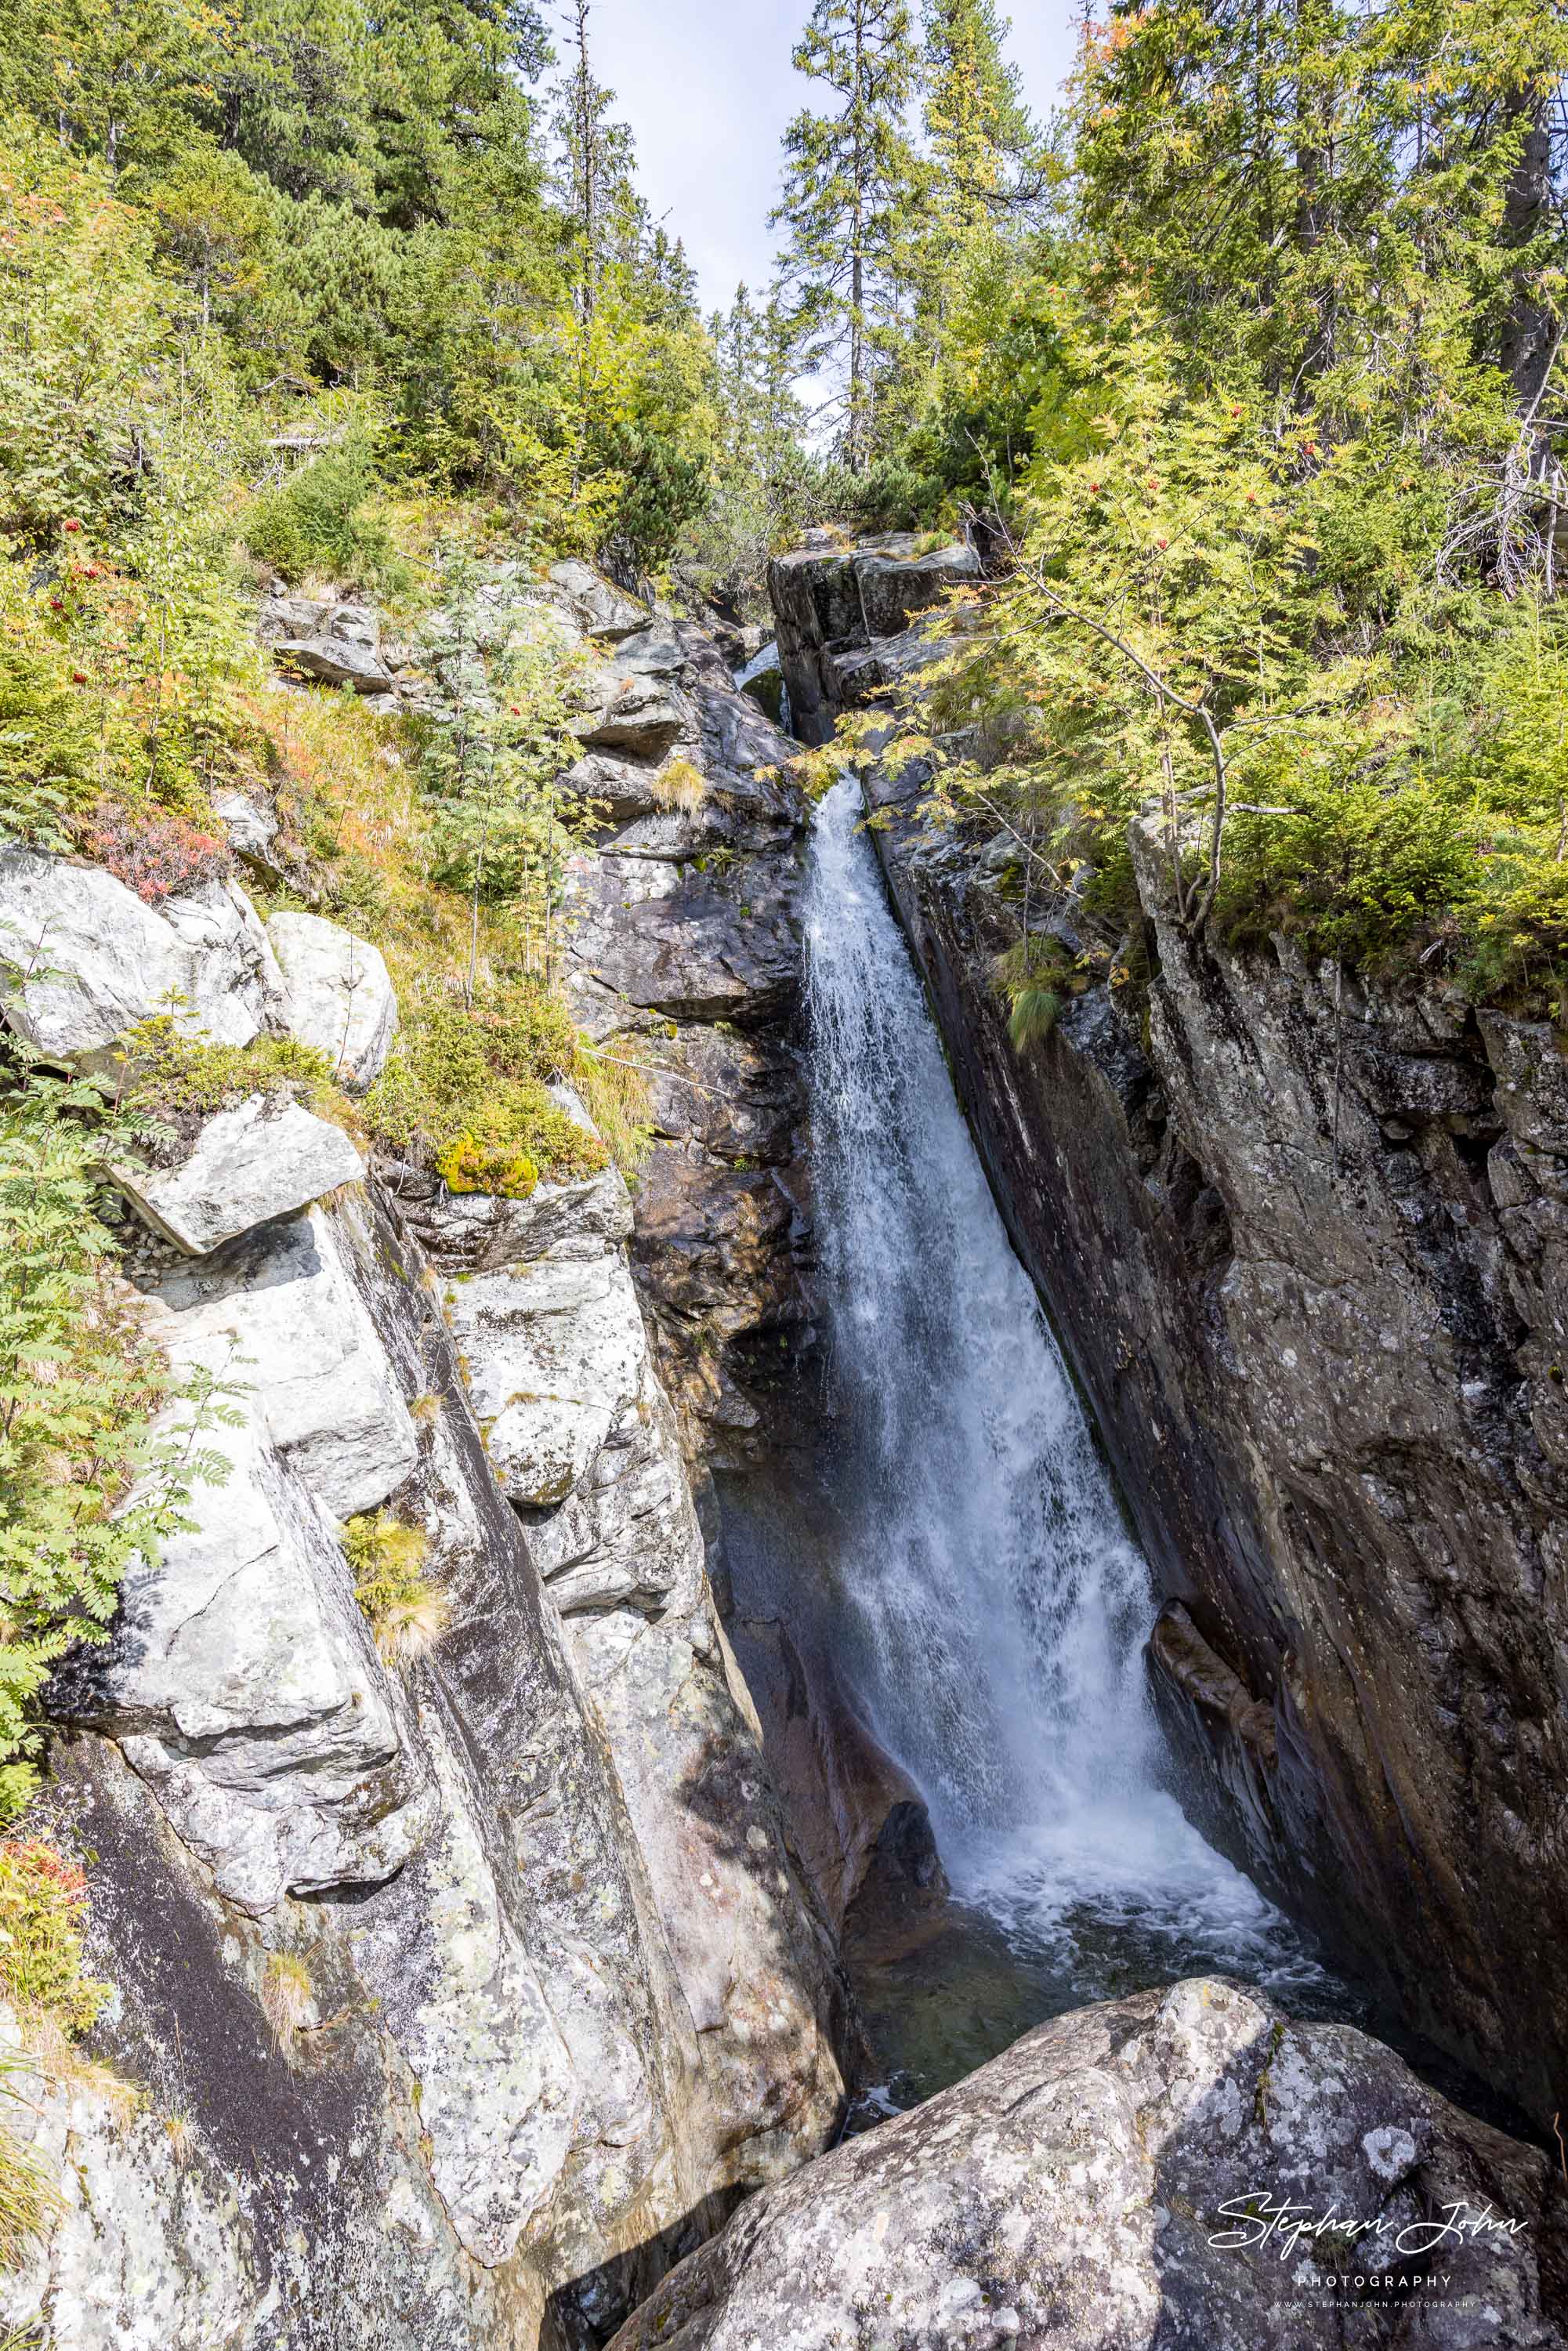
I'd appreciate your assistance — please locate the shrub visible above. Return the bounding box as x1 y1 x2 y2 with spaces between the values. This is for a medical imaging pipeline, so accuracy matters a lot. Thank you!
259 1950 314 2046
650 757 706 813
993 936 1083 1056
0 1841 107 2038
362 987 609 1195
121 1020 346 1142
244 433 410 600
80 800 230 907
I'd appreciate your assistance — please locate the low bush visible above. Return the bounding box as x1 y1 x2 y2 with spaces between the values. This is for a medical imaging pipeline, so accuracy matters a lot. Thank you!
121 1020 348 1147
244 435 411 601
0 1841 107 2038
362 987 609 1197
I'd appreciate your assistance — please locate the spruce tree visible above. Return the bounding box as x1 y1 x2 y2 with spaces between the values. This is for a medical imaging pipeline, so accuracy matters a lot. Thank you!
922 0 1034 234
771 0 922 471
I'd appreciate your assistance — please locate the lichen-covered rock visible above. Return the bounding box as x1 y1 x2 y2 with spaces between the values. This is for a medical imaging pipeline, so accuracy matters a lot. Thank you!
415 1098 849 2190
610 1977 1567 2351
267 907 397 1089
575 666 687 759
443 1243 649 1509
63 1410 432 1914
549 556 648 640
54 1205 428 1912
25 1186 733 2348
0 2006 264 2351
544 603 816 1469
0 848 287 1073
111 1093 364 1254
143 1202 420 1519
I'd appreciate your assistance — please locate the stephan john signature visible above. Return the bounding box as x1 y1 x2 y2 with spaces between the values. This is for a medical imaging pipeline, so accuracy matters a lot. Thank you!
1208 2193 1530 2264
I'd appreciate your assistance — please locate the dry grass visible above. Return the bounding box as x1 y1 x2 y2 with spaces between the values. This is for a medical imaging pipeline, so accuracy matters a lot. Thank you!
372 1584 452 1664
0 2050 61 2272
260 1951 315 2048
343 1515 451 1665
650 756 707 813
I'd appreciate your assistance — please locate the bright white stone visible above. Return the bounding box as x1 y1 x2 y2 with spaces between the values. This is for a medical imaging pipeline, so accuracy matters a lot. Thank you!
0 849 286 1074
268 908 397 1089
112 1094 364 1255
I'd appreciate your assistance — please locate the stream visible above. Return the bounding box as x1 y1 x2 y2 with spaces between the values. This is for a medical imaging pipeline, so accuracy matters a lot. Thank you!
726 775 1360 2110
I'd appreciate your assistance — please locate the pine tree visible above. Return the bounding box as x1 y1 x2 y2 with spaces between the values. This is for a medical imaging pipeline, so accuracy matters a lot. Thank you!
771 0 922 471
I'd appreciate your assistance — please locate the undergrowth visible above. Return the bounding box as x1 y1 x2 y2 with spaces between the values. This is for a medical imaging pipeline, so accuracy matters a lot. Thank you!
363 990 610 1197
121 1020 350 1149
0 1842 107 2038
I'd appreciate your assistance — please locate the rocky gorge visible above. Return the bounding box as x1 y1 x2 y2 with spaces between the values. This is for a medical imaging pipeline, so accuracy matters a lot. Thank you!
770 530 1568 2139
1 542 1564 2351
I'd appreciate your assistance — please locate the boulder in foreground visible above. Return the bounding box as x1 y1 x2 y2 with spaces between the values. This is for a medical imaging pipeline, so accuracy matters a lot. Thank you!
608 1976 1566 2351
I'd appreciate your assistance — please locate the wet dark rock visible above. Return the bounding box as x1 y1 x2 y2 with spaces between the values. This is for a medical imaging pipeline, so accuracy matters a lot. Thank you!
731 1613 942 1936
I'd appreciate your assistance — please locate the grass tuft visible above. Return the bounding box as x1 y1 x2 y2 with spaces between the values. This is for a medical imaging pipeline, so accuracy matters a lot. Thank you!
260 1951 314 2047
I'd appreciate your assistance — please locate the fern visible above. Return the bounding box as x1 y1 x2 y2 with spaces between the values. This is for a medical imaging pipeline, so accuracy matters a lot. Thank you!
0 1061 239 1815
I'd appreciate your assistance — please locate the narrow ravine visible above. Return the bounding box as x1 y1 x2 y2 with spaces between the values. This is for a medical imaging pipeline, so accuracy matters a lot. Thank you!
796 777 1345 2089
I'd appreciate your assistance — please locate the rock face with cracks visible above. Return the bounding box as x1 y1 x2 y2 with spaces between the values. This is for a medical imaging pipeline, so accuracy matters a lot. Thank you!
766 527 979 746
609 1976 1568 2351
401 1118 851 2194
110 1092 364 1253
5 589 853 2344
0 844 288 1073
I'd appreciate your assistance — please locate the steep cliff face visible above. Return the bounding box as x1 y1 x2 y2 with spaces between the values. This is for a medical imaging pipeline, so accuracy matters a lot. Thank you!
835 641 1568 2128
0 585 849 2348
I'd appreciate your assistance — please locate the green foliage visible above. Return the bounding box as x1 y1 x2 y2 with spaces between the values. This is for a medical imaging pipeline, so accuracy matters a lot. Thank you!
994 935 1081 1052
772 1 924 473
121 1019 345 1135
901 0 1568 1016
0 1062 237 1817
362 986 610 1197
244 427 411 599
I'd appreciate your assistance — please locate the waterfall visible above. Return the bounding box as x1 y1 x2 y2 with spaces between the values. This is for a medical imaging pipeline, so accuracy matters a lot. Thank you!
805 777 1321 1996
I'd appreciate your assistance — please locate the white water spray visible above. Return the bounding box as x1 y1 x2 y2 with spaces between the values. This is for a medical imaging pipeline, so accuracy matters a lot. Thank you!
806 777 1322 1991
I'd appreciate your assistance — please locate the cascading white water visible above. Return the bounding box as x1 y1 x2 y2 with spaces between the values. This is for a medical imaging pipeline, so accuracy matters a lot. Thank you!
806 776 1321 1993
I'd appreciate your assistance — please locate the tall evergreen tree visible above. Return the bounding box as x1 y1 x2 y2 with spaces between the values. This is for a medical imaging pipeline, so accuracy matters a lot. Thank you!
922 0 1034 234
771 0 922 470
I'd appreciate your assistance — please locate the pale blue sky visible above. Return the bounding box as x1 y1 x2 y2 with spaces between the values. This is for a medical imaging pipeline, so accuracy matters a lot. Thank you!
589 0 1081 316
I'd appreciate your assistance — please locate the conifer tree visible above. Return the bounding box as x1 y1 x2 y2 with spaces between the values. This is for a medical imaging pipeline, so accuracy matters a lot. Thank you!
922 0 1034 234
771 0 922 471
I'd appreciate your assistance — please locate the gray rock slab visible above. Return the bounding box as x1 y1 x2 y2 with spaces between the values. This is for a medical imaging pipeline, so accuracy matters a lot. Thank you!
112 1093 364 1254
